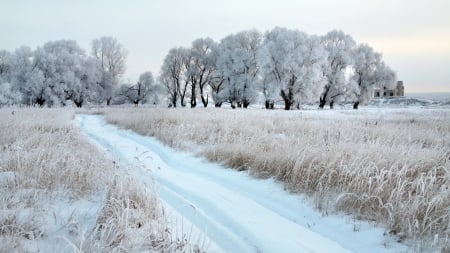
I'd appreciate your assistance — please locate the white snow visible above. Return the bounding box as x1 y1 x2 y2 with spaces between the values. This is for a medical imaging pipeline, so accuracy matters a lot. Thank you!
76 114 409 253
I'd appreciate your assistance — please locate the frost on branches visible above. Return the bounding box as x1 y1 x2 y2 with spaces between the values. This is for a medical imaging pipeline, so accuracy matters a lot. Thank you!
0 28 396 109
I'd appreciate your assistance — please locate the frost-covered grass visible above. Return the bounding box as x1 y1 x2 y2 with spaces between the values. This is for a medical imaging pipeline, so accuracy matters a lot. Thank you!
104 107 450 251
0 108 205 252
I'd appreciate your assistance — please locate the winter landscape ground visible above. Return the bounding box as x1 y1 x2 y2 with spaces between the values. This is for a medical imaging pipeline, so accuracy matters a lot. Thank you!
1 102 449 252
0 109 208 252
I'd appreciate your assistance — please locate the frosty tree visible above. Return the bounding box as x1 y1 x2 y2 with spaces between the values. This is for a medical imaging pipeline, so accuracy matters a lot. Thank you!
159 47 184 107
119 71 158 105
68 57 102 107
27 40 100 107
320 30 356 109
0 50 20 105
188 38 218 107
160 42 218 108
216 29 261 108
91 36 127 105
350 44 396 109
0 82 21 106
0 28 397 109
8 46 34 105
259 27 327 110
0 50 11 79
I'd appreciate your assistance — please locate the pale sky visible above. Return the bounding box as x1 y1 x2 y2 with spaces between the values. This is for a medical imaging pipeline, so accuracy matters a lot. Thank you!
1 0 449 93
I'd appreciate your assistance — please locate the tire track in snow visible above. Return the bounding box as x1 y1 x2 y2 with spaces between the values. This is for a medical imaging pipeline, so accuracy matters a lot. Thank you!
76 114 395 253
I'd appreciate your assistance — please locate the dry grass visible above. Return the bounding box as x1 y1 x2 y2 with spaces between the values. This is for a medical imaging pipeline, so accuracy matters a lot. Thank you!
103 107 450 251
74 174 206 253
0 108 110 196
0 108 206 253
0 108 110 252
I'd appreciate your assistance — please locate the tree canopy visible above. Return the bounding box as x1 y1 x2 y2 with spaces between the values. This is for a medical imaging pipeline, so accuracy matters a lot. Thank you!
0 28 396 109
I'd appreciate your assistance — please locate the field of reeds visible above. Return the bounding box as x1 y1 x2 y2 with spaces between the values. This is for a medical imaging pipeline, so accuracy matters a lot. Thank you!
103 107 450 251
0 108 203 252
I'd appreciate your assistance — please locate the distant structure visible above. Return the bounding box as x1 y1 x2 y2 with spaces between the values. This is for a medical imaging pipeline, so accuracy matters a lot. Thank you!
373 81 404 98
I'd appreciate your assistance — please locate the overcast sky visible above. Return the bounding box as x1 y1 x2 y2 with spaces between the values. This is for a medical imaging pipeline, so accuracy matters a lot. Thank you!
1 0 449 93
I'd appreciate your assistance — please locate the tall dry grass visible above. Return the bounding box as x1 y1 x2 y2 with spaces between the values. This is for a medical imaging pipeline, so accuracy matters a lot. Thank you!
104 107 450 251
0 108 206 253
0 108 110 196
0 108 111 252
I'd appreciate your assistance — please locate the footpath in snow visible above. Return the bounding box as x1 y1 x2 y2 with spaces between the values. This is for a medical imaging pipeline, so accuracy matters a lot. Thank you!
76 114 407 253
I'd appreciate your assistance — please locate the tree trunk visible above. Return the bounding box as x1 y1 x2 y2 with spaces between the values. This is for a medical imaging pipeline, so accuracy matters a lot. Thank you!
319 85 330 109
190 84 197 108
282 96 292 110
265 100 274 109
281 88 294 110
243 99 250 109
74 100 83 108
106 97 111 106
36 97 45 107
231 101 236 109
353 101 359 109
319 96 326 109
215 102 222 108
330 100 334 109
171 95 177 108
180 95 186 107
201 93 208 107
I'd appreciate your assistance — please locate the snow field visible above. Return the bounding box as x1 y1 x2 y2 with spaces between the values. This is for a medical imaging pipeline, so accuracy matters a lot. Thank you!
78 114 379 252
103 107 450 252
0 108 206 252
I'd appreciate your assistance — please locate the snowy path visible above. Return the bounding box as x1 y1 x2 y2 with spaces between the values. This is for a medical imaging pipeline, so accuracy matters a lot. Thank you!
76 114 406 253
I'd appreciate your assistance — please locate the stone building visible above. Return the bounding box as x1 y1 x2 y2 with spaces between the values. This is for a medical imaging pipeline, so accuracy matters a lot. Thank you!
373 81 404 98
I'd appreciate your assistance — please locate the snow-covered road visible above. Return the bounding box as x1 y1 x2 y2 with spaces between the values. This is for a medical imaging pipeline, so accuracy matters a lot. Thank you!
76 114 406 253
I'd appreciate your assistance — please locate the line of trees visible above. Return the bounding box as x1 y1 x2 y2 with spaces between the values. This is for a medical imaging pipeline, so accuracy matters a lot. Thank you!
0 37 158 108
160 28 396 110
0 28 396 109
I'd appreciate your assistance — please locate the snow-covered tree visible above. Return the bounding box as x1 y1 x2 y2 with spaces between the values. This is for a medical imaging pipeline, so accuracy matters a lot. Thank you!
27 40 102 107
320 30 356 109
91 36 127 105
256 74 277 109
0 82 21 106
179 48 193 107
188 38 218 107
216 29 261 108
120 71 159 105
350 44 396 109
0 50 12 79
67 57 102 107
0 50 22 106
209 74 225 107
159 47 184 107
8 46 34 104
259 27 327 110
